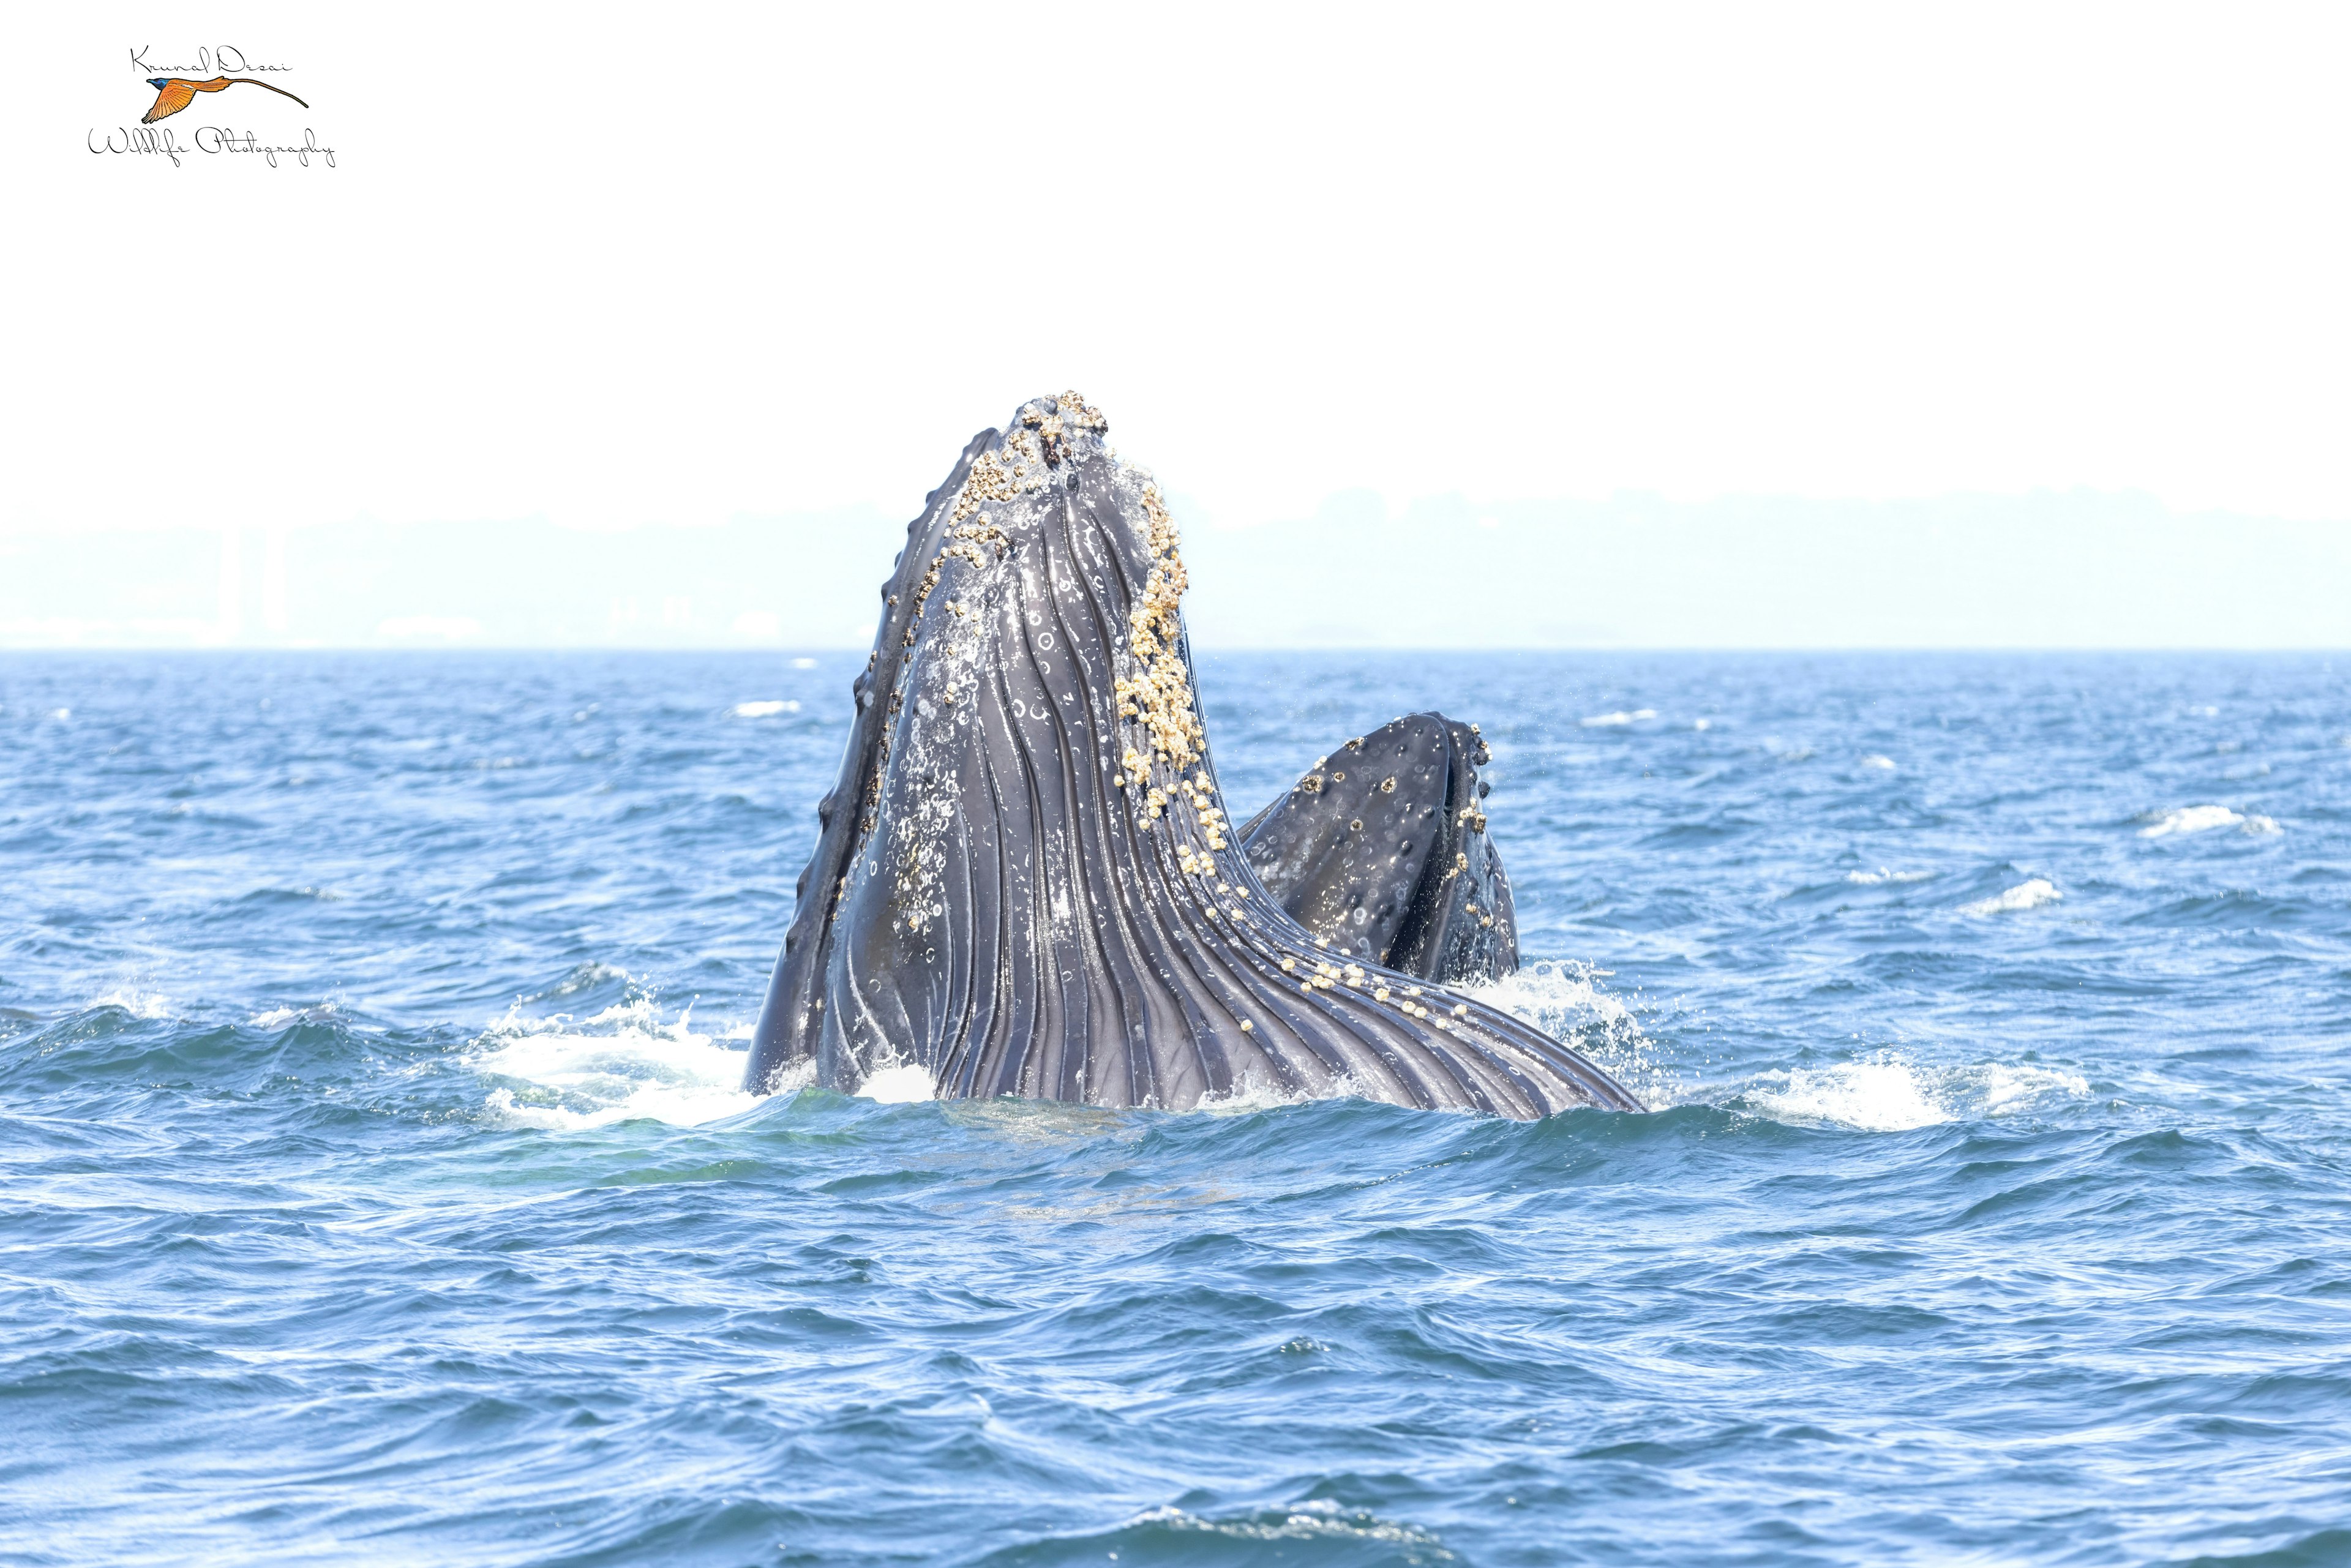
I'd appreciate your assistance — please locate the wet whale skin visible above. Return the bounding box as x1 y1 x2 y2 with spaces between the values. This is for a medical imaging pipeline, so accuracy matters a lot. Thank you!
1239 712 1519 985
744 394 1638 1117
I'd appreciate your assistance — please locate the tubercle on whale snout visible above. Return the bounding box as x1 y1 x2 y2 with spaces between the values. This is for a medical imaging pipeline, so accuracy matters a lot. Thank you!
745 394 1643 1117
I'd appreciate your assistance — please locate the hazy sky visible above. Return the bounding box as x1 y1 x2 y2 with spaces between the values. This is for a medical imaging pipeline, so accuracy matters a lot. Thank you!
6 4 2349 645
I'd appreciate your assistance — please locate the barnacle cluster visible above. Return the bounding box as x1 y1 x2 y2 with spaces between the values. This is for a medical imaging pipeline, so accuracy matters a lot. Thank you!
1181 771 1230 851
1116 482 1207 773
964 405 1501 1048
952 449 1023 525
853 455 1024 847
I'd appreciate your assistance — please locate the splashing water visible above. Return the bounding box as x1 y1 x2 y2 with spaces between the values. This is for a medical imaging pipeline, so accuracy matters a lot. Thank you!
2 650 2342 1567
1960 876 2062 914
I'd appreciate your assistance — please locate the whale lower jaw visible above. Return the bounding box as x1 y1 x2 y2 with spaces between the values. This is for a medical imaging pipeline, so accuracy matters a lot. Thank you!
746 394 1641 1117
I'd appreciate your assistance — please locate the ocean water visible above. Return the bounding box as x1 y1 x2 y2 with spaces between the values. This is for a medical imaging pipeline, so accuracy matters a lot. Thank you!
3 650 2347 1567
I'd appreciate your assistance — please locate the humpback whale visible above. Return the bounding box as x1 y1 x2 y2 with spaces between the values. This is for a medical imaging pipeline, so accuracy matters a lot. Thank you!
744 394 1638 1117
1239 712 1518 986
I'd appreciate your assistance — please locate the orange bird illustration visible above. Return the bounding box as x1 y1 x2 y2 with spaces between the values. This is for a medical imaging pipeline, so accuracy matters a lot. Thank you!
141 76 309 124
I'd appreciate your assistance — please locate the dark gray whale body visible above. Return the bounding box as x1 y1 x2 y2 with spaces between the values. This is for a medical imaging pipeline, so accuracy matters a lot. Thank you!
745 394 1638 1117
1240 712 1519 986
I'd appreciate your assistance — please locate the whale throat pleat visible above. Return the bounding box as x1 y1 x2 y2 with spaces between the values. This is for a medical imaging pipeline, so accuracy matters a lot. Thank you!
745 394 1640 1117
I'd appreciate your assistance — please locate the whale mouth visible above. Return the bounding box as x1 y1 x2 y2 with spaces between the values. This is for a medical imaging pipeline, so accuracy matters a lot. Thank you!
744 393 1640 1117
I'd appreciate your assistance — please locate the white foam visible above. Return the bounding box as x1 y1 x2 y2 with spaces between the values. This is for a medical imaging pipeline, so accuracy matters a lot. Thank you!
1466 959 1668 1108
1195 1076 1324 1115
2140 804 2240 838
1846 868 1932 885
473 1000 766 1129
1120 1499 1445 1550
1692 718 1711 731
730 699 800 718
857 1062 937 1103
1739 1056 2089 1132
49 707 71 720
1960 877 2061 915
1860 754 1896 770
1973 1063 2091 1113
1580 708 1657 727
1747 1059 1951 1131
90 988 169 1019
250 1003 358 1029
791 657 819 670
2244 814 2281 835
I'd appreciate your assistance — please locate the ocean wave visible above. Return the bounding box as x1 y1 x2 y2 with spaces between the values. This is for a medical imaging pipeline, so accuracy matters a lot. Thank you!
1861 754 1896 770
87 987 171 1019
231 884 343 906
1580 708 1657 727
473 1000 766 1129
1743 1058 1949 1130
8 650 2345 1566
249 1003 348 1028
1973 1062 2093 1113
856 1062 936 1103
1015 1499 1458 1562
1470 960 1669 1108
511 960 640 1011
2137 804 2281 839
1960 877 2061 915
2140 805 2242 838
1193 1075 1325 1115
730 699 801 719
1738 1056 2088 1132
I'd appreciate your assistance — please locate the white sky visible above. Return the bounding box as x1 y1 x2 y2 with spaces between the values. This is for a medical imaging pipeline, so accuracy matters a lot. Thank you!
6 2 2349 541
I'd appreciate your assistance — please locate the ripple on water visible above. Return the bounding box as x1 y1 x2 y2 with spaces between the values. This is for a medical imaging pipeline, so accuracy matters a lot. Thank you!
2 651 2347 1568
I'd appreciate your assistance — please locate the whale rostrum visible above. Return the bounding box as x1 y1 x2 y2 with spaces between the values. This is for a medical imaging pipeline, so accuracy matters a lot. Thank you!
744 394 1640 1117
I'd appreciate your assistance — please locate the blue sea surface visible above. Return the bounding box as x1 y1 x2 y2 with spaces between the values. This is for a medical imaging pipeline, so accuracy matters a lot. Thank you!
3 650 2348 1567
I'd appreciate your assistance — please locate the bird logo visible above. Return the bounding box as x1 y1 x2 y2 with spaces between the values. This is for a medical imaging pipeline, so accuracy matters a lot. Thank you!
141 76 309 125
